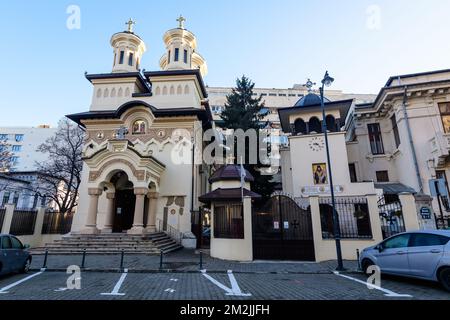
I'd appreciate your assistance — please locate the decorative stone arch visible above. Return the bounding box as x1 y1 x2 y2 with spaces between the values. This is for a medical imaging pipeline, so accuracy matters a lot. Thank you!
169 85 175 95
162 86 168 95
155 86 161 95
89 159 142 187
184 85 190 95
118 87 123 97
111 88 116 98
177 85 182 95
125 87 131 97
96 88 102 98
308 116 322 134
103 88 109 98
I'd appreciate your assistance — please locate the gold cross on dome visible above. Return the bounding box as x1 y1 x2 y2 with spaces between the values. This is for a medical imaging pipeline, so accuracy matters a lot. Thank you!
176 15 186 29
126 18 136 33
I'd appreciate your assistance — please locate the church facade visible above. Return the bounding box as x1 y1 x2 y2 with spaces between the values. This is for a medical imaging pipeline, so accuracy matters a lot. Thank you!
67 18 212 241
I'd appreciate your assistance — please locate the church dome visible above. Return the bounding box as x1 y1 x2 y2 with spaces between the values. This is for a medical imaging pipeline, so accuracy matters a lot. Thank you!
294 93 329 107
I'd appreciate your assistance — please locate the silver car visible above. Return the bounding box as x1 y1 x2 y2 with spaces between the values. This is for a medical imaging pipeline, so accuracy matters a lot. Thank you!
0 234 32 276
359 230 450 291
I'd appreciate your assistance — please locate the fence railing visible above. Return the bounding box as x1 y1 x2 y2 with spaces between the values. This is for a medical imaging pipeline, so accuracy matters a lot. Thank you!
0 207 5 232
41 211 74 234
9 209 38 236
436 217 450 230
318 197 373 239
378 196 405 239
156 219 183 244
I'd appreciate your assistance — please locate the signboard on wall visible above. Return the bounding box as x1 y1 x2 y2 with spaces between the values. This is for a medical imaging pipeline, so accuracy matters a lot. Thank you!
420 207 432 220
301 185 344 196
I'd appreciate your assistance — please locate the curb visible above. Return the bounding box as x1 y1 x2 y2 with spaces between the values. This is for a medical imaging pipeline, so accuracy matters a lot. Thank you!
30 268 362 275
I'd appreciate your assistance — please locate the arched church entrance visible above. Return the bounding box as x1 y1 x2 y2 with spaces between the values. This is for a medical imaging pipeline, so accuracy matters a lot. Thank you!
110 171 136 233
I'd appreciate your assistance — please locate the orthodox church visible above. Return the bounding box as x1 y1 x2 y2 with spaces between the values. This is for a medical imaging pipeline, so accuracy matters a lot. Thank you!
67 17 212 241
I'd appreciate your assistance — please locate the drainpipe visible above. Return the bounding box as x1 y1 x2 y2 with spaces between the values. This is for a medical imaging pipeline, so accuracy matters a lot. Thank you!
401 85 424 193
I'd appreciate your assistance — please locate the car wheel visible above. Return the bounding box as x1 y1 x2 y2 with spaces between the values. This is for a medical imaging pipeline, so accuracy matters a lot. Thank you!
438 267 450 292
362 259 376 274
21 258 31 274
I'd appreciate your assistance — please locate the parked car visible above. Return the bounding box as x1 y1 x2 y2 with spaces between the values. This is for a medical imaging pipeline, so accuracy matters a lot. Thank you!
0 234 32 276
359 230 450 291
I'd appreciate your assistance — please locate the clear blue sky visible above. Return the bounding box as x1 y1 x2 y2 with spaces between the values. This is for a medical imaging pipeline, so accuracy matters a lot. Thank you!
1 0 450 127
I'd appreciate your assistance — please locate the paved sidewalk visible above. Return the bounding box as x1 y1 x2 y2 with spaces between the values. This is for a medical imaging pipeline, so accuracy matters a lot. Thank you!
30 249 359 273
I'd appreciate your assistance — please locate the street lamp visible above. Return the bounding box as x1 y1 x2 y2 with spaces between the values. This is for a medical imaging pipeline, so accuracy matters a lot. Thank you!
319 71 344 271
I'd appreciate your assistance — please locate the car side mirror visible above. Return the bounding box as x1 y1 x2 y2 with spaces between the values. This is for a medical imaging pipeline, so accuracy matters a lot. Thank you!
23 244 30 249
375 244 383 252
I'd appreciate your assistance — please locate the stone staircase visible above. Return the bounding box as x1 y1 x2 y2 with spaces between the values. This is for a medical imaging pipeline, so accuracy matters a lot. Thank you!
30 232 183 255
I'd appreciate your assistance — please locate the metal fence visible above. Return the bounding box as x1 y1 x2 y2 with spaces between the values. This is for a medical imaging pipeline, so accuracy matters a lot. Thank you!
378 196 405 239
436 217 450 230
0 207 5 231
156 219 183 244
41 211 74 234
9 209 38 236
318 197 373 239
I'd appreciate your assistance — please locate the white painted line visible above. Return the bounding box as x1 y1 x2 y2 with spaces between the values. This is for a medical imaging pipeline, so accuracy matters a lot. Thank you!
0 270 45 294
164 288 176 293
100 269 128 296
201 270 251 297
333 271 412 298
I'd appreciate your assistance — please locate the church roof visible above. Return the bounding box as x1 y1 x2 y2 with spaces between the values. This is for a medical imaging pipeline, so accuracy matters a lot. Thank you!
85 72 152 93
198 188 261 203
294 93 330 107
209 165 254 184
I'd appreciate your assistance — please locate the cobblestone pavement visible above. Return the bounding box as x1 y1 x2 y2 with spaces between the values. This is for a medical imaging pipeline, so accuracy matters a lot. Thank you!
29 249 359 273
0 269 448 300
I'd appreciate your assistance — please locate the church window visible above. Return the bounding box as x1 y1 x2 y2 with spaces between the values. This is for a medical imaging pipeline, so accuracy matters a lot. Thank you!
214 204 244 239
368 123 384 155
184 85 190 95
294 118 307 135
104 88 109 98
118 88 123 97
325 115 337 132
184 49 188 63
439 102 450 133
170 86 175 95
177 85 182 95
168 50 171 63
132 120 146 135
128 53 134 66
175 48 179 61
96 88 102 98
163 86 168 95
119 51 124 64
308 117 322 134
111 88 116 98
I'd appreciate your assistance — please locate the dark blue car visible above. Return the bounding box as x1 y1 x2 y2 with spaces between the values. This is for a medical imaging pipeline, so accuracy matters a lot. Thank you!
0 234 32 276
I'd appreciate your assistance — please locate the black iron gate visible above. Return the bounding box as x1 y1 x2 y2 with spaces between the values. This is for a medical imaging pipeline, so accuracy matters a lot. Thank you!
252 194 315 261
378 195 406 239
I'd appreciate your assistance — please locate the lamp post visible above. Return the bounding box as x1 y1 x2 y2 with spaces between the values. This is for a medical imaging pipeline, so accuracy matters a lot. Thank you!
319 71 344 271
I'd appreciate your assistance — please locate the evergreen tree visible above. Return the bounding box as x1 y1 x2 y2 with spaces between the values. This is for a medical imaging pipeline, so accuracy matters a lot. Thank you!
219 75 276 201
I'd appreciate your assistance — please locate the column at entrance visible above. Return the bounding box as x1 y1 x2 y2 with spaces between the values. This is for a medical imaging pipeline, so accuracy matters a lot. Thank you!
102 192 115 233
145 192 159 233
81 188 102 234
128 187 149 234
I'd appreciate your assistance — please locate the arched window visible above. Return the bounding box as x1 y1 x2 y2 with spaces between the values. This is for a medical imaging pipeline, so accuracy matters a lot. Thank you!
325 115 337 132
294 118 307 135
308 117 322 134
132 120 146 135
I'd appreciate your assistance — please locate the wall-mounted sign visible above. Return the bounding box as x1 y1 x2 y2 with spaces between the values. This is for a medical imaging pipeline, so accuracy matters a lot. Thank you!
273 221 280 230
420 207 432 220
283 221 289 229
301 185 344 196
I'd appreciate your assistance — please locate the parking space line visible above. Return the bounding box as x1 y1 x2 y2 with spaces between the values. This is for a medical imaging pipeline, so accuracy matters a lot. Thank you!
0 269 46 294
333 271 412 298
200 270 251 297
100 269 128 296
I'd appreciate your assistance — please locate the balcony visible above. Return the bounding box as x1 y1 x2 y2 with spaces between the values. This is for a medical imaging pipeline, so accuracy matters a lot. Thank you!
430 131 450 166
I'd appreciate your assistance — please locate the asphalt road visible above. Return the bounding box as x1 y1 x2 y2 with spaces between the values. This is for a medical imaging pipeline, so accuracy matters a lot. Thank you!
0 269 448 300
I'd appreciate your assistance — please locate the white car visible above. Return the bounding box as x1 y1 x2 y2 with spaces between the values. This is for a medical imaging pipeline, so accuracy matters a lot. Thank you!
359 230 450 291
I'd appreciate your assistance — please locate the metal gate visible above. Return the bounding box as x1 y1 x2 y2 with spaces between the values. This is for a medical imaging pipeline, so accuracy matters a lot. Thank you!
252 194 315 261
378 195 406 239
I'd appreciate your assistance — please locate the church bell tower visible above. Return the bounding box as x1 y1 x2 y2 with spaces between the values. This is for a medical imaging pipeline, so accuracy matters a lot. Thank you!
110 19 147 73
159 15 208 77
